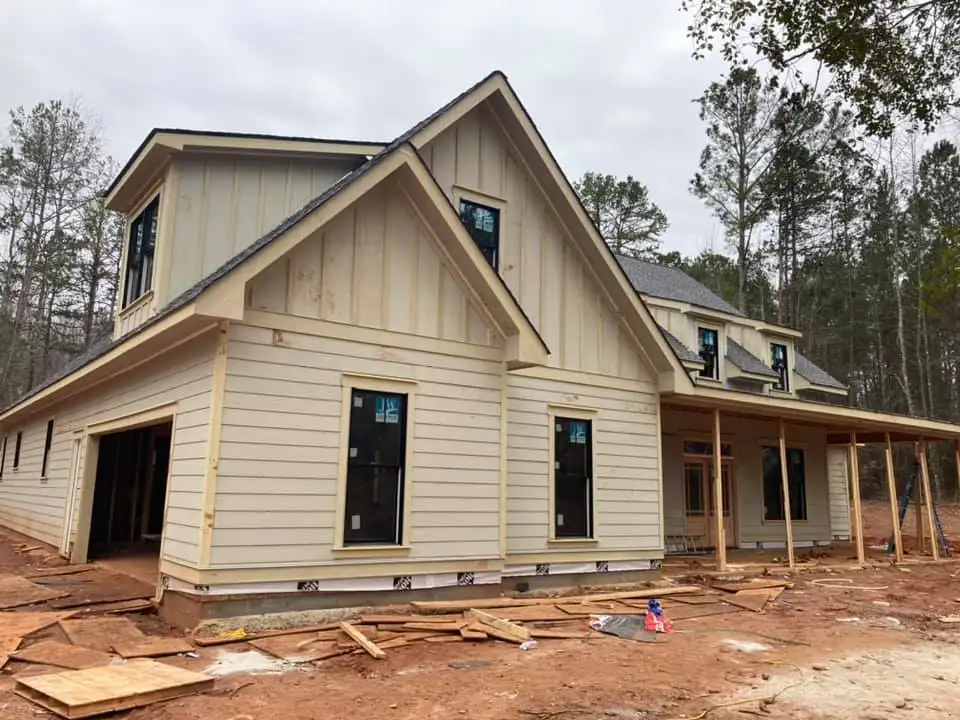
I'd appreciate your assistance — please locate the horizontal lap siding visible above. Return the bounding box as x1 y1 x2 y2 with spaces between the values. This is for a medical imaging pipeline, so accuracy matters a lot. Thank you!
506 374 662 555
212 323 502 568
0 334 216 562
827 447 851 538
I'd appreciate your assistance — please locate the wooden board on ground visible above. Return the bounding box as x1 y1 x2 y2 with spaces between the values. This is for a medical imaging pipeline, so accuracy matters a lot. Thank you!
340 622 385 659
424 635 464 643
47 571 153 610
192 621 341 647
722 589 779 613
0 576 70 610
112 637 192 659
0 636 22 669
467 609 530 643
410 585 702 613
249 633 339 663
25 566 98 579
460 625 488 640
359 614 463 624
528 629 591 639
486 606 574 623
579 586 702 603
712 579 792 593
74 599 154 615
668 605 742 621
14 658 213 718
14 640 113 670
0 611 75 641
59 617 145 654
671 594 724 606
558 603 638 616
401 621 465 632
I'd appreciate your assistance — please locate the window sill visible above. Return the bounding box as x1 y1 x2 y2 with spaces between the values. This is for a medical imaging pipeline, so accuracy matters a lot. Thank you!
697 377 723 385
547 538 599 547
332 545 411 559
117 290 154 319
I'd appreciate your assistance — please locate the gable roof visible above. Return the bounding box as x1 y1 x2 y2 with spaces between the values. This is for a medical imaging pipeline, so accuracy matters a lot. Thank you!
616 255 745 317
796 352 846 390
726 339 779 379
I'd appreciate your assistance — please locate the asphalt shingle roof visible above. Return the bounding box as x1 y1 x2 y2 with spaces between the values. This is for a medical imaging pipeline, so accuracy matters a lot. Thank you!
726 339 779 379
796 352 846 390
615 255 745 317
657 325 702 365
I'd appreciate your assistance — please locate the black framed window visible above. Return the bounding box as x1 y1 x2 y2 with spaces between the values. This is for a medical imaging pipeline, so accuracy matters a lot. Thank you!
40 420 54 477
554 417 593 538
12 432 22 470
343 389 408 546
0 436 6 479
123 196 159 308
771 343 789 391
698 328 719 380
761 446 807 521
459 199 500 270
683 462 704 516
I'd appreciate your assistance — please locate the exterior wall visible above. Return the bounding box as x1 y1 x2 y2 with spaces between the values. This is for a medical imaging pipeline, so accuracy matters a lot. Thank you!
421 104 644 378
212 322 503 569
165 154 361 306
661 408 833 547
506 373 662 559
826 446 851 539
246 177 500 348
0 334 216 564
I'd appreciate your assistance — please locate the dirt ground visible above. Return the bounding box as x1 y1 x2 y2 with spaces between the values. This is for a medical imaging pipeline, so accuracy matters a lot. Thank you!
1 529 960 719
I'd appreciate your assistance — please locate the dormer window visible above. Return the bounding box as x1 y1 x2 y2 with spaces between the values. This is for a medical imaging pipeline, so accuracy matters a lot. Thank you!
697 327 719 380
771 343 789 391
459 199 499 270
122 195 159 308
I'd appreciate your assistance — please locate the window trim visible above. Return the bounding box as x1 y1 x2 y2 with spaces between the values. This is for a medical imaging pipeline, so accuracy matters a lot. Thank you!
119 189 162 312
453 186 505 271
696 325 722 382
333 373 416 555
770 342 790 392
12 431 22 471
547 404 599 545
40 419 54 480
759 440 810 524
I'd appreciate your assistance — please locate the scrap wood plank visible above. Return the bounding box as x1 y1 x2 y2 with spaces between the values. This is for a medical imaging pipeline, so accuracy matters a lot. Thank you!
400 621 466 632
411 597 559 612
340 622 385 659
0 576 71 610
25 566 98 579
0 636 21 669
59 617 146 654
112 637 193 659
0 611 75 640
192 621 342 647
249 634 339 663
558 603 639 616
712 579 793 593
528 629 591 639
579 585 703 604
14 658 213 719
670 594 725 606
74 599 154 616
467 609 530 643
460 625 488 640
486 606 573 622
14 640 113 670
359 613 463 624
424 635 464 643
722 589 779 613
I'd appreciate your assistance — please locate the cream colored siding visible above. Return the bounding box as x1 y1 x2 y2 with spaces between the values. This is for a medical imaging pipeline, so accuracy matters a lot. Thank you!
661 434 686 537
246 178 499 348
422 105 645 377
827 446 851 539
0 335 216 563
212 322 503 568
506 374 662 555
114 293 155 338
165 155 361 306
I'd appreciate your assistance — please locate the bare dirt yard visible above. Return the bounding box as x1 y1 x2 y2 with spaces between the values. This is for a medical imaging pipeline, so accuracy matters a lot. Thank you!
0 521 959 720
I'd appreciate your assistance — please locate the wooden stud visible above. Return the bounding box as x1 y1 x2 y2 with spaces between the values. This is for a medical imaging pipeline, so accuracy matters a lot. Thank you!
339 622 385 659
884 433 904 563
712 408 726 572
915 443 926 553
917 439 940 561
778 419 796 570
466 609 530 643
848 432 866 566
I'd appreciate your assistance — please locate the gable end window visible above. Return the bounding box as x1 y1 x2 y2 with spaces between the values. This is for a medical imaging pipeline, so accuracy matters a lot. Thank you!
458 199 500 270
12 432 22 470
761 446 807 521
123 195 160 308
771 343 789 391
40 420 54 478
554 417 593 539
697 327 720 380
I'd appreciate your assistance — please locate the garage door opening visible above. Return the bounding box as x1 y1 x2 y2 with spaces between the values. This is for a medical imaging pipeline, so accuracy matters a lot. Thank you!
87 421 172 585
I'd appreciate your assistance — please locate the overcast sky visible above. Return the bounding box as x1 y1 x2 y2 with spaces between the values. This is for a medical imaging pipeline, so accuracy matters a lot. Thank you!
0 0 729 256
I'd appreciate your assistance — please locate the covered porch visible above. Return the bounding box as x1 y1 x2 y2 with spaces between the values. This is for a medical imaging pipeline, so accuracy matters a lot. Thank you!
660 391 960 571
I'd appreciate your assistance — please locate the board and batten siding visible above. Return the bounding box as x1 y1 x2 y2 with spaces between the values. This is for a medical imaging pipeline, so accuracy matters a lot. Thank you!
0 333 216 564
826 446 851 539
212 322 503 568
421 104 645 378
247 177 499 349
506 374 662 556
164 154 361 307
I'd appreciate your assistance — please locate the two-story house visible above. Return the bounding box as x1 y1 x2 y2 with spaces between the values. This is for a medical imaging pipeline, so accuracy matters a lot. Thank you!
0 71 957 623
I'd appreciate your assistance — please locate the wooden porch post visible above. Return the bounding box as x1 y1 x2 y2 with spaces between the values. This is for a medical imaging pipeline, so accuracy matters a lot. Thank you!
955 438 960 505
917 438 939 561
713 408 727 571
848 432 866 566
884 433 904 563
777 419 795 569
914 443 926 553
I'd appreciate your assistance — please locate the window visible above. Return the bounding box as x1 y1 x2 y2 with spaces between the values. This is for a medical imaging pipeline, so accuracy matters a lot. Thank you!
123 195 159 307
459 199 500 270
12 432 22 470
40 420 54 477
554 417 593 538
761 446 807 521
0 436 6 480
771 343 789 391
683 462 704 516
342 389 408 546
682 440 733 457
698 327 719 380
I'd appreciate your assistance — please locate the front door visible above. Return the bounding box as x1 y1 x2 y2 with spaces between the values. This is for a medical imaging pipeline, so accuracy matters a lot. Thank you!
683 459 735 548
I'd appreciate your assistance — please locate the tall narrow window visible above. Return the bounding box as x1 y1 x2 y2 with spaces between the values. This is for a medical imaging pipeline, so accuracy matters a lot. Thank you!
554 417 593 538
771 343 789 391
40 420 54 477
123 196 159 307
0 436 6 480
761 446 807 521
12 432 22 470
698 327 719 380
459 199 500 270
343 389 408 546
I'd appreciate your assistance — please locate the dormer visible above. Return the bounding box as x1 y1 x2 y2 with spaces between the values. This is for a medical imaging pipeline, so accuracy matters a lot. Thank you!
104 130 384 338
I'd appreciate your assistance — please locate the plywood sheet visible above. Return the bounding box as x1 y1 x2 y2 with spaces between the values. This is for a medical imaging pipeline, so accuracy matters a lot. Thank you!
0 636 22 669
0 576 70 609
73 599 153 616
112 638 192 659
722 589 778 613
248 633 340 662
59 618 145 654
47 571 153 610
14 658 213 718
15 641 113 670
0 611 74 641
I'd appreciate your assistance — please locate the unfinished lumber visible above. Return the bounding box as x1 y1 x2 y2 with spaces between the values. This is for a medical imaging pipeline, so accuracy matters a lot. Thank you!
400 621 466 632
460 625 488 640
25 566 98 579
0 611 75 640
712 580 793 593
376 637 409 650
359 613 463 624
485 606 574 623
424 635 464 643
467 609 531 643
14 658 213 719
74 599 154 615
340 622 385 659
722 589 778 613
250 634 339 663
670 594 723 605
579 586 702 604
192 621 342 647
0 576 70 610
59 617 145 654
528 629 591 639
112 637 193 659
0 636 22 669
14 640 113 670
410 586 702 613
